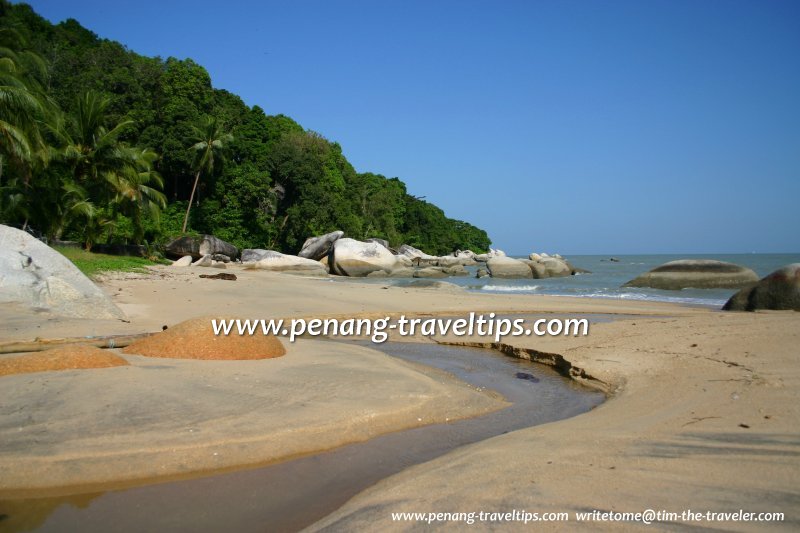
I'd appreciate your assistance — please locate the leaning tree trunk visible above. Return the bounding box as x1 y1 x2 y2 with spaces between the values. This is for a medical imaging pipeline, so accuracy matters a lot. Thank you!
182 170 202 233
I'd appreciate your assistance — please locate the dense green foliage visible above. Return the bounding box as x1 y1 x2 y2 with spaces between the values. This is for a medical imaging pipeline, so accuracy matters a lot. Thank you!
0 1 491 255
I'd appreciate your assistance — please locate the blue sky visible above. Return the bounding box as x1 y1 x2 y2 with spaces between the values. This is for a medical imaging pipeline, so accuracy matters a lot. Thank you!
22 0 800 254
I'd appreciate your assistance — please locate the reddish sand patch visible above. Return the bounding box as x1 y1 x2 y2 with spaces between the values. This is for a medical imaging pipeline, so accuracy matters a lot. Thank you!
122 317 286 360
0 345 129 377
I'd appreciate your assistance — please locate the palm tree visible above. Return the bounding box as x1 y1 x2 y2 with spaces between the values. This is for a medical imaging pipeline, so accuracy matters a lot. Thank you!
53 91 165 246
107 146 166 241
0 27 53 228
182 115 232 233
62 91 134 197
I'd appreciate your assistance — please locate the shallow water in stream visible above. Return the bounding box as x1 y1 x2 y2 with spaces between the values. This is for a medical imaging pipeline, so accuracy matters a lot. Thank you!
0 342 604 533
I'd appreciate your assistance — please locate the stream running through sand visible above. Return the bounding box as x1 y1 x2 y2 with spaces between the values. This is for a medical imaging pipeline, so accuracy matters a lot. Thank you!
1 339 606 532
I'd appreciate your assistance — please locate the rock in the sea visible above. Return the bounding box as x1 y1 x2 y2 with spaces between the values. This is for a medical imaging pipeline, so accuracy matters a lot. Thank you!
487 257 533 279
396 279 462 290
443 264 469 277
522 255 584 278
476 267 489 279
165 235 238 261
330 238 400 277
386 267 415 278
723 264 800 311
623 260 759 290
521 259 548 278
298 230 344 260
413 267 448 278
0 224 126 319
171 255 193 267
541 257 571 277
245 251 328 275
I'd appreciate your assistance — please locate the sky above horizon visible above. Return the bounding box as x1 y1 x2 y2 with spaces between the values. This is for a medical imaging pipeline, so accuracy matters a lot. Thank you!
21 0 800 255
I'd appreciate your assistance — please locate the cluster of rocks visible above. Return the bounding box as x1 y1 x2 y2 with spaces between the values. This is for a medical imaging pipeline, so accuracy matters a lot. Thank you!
167 235 238 270
482 252 589 280
621 259 800 312
168 230 594 281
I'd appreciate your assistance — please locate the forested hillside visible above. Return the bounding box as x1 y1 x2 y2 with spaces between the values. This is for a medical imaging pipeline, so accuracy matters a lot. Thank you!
0 1 491 255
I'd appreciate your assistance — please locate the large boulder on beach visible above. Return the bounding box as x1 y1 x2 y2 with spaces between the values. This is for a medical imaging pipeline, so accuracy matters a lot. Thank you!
623 259 759 290
365 238 392 251
487 257 533 279
165 235 238 261
171 255 193 267
723 264 800 312
298 230 344 260
330 238 400 277
244 251 327 275
241 249 271 263
0 225 125 319
454 250 478 266
397 244 435 260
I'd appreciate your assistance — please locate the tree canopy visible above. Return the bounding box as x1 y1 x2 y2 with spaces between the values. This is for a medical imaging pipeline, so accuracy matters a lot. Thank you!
0 1 491 255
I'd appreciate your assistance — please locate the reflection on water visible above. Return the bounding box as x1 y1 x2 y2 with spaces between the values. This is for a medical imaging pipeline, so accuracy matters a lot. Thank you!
0 342 603 533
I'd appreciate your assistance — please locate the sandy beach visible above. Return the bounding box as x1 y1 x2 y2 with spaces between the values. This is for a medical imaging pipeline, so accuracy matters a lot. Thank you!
1 264 798 530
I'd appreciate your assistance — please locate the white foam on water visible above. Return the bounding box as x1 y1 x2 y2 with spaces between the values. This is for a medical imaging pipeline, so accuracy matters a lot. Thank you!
480 285 541 292
577 291 726 308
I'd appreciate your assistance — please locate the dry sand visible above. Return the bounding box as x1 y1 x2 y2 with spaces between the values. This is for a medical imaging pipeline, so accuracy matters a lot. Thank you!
1 264 798 530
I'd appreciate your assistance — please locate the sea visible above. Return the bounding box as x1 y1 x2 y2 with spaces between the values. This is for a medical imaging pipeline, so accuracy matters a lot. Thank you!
336 253 800 309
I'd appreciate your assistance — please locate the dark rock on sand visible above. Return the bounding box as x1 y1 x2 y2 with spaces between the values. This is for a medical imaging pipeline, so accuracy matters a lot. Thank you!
298 230 344 260
199 273 237 281
166 235 238 261
723 264 800 311
623 260 759 290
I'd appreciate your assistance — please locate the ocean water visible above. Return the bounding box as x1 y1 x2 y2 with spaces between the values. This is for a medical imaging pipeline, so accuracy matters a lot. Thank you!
453 253 800 308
